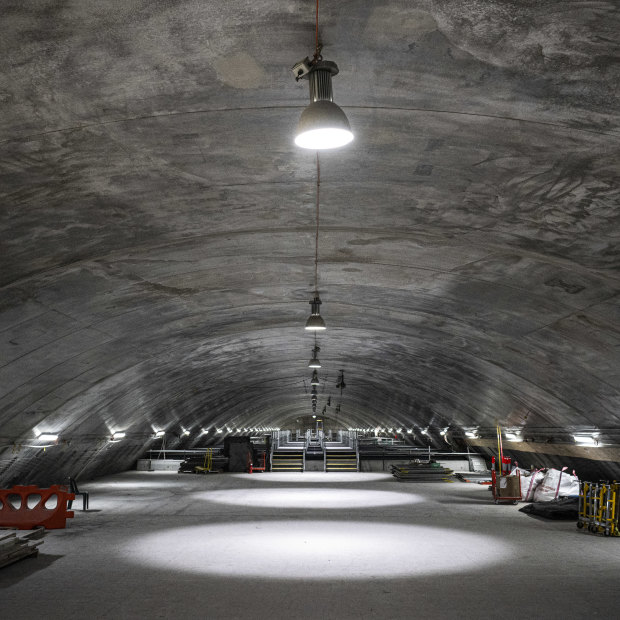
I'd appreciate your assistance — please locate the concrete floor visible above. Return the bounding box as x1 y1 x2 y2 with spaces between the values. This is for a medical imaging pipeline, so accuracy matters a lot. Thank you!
2 471 619 619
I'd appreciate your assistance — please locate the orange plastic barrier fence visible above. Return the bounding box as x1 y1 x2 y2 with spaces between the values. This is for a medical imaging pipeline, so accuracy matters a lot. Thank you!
0 485 75 530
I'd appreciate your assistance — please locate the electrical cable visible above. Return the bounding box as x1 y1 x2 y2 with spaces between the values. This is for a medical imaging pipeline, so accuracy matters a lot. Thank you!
314 151 320 294
314 0 321 61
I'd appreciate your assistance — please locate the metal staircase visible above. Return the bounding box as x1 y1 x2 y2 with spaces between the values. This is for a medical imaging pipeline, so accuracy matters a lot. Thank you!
324 447 358 472
269 430 359 472
271 448 304 472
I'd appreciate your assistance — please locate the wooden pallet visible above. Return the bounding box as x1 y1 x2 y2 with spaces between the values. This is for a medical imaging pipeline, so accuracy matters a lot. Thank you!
0 527 46 569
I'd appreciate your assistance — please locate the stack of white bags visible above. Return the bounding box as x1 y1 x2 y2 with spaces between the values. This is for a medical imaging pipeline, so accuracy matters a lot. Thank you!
509 466 580 502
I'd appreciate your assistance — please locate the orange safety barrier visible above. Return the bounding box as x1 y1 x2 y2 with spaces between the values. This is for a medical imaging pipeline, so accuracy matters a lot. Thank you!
0 484 75 530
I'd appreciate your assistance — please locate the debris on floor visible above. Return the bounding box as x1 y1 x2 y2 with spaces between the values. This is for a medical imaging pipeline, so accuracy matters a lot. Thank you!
0 527 46 569
455 471 492 483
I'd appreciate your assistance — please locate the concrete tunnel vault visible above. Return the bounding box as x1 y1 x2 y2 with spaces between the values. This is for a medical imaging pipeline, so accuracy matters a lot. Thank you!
1 0 620 486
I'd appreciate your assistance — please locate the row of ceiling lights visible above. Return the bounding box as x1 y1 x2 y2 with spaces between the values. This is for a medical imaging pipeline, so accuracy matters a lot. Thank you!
295 1 353 419
29 426 602 446
29 425 280 446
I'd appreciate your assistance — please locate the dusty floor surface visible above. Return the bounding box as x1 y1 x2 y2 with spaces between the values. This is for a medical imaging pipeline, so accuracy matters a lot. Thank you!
2 471 619 619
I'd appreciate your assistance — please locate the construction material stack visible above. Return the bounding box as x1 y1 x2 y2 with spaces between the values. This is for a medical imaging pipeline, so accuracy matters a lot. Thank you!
0 528 45 569
577 481 619 537
391 462 453 482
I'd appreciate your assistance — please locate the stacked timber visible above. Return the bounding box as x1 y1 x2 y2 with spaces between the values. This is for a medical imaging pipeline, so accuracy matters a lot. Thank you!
391 462 453 482
0 528 45 569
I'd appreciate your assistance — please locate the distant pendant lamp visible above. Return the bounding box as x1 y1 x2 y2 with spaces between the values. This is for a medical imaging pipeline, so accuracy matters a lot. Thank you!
306 296 326 330
305 153 327 331
311 370 320 386
308 342 321 368
293 0 353 150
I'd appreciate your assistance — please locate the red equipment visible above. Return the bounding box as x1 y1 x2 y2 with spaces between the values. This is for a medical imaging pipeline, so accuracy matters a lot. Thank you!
0 485 75 530
491 459 521 505
248 452 267 473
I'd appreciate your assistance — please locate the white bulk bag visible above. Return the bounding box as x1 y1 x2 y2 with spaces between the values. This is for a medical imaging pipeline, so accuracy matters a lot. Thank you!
509 467 544 501
521 470 545 502
533 468 579 502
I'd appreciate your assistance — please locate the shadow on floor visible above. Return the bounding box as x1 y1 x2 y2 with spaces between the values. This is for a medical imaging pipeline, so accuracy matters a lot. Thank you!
0 553 64 588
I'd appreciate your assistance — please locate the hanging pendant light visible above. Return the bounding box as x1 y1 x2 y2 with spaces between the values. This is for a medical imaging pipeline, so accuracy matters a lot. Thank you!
293 0 353 150
305 295 326 330
295 61 353 150
311 369 320 386
308 343 321 368
305 152 327 330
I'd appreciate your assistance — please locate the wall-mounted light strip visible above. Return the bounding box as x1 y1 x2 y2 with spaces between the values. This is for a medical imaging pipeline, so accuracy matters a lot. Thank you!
573 435 598 446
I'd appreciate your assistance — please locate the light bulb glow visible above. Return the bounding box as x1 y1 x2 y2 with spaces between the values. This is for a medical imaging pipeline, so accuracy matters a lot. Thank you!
295 127 354 150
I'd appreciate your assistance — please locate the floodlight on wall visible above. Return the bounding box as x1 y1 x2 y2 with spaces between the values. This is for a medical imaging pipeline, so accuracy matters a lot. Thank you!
465 430 478 438
505 432 522 442
37 433 59 442
154 430 165 438
112 431 126 440
292 0 353 150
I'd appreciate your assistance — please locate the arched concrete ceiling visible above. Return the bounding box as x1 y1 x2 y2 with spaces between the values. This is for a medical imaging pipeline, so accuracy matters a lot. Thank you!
1 1 620 480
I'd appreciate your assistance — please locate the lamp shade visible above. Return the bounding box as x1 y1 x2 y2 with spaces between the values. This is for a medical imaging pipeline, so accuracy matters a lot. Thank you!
295 100 353 149
308 355 321 368
305 313 326 330
295 59 353 150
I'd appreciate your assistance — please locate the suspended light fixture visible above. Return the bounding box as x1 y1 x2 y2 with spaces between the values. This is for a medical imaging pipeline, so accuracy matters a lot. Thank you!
308 341 321 368
293 1 353 149
305 153 327 331
306 296 326 330
294 61 353 150
311 370 320 386
336 370 346 391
